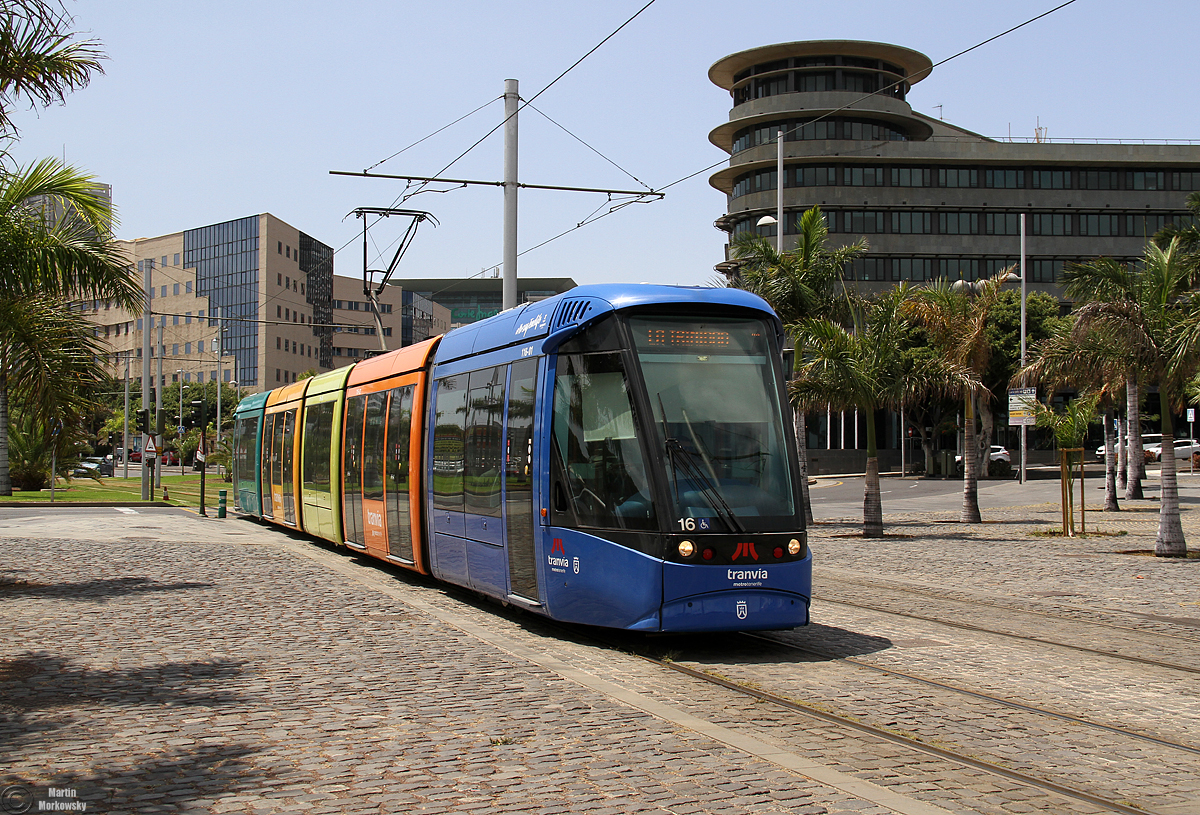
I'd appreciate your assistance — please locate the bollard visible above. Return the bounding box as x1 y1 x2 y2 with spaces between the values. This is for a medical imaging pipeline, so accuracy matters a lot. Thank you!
218 489 227 519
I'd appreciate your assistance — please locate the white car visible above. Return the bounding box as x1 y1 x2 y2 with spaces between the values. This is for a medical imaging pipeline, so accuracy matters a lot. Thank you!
1097 434 1164 458
1147 439 1200 462
955 446 1010 465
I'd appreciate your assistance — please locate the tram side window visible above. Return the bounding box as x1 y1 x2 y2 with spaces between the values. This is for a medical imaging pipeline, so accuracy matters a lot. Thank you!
302 402 334 495
551 352 655 530
260 413 274 517
465 366 505 517
385 385 415 560
363 392 387 504
234 416 258 490
343 395 366 546
433 374 468 514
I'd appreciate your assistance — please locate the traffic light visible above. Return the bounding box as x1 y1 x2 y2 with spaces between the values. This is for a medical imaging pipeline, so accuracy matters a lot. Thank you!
136 409 150 435
191 398 207 430
155 411 165 436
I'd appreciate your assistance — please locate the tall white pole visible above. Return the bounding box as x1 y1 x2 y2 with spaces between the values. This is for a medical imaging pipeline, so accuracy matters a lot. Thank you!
1020 213 1027 485
156 321 163 490
215 307 222 445
123 353 130 480
141 255 151 500
776 128 784 252
502 78 519 311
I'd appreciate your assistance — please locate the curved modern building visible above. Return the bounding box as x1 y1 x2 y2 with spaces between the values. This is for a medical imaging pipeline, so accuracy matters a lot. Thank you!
709 40 1200 295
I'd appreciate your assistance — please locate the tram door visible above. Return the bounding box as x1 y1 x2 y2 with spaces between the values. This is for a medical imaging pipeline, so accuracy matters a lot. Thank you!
505 359 539 601
342 396 365 547
385 385 416 563
279 409 297 525
260 412 275 520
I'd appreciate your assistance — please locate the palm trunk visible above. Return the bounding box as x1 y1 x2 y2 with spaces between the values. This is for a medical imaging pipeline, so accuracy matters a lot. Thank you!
961 393 982 523
0 352 10 496
1103 404 1120 512
1155 406 1187 557
796 408 814 526
1126 376 1144 499
1116 406 1128 492
978 395 995 479
863 412 882 537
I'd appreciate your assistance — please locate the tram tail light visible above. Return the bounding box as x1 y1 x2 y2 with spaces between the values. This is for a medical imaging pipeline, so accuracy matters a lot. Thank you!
773 547 784 559
788 538 802 556
701 548 713 560
677 540 695 558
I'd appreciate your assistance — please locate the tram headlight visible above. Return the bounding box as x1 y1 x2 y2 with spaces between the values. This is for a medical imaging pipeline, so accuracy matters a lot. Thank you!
677 540 695 558
788 538 802 556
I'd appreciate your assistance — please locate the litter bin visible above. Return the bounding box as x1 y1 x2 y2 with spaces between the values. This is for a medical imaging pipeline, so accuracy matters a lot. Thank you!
938 451 955 478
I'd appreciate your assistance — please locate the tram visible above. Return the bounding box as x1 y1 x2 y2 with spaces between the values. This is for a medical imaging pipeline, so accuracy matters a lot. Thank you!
232 284 810 632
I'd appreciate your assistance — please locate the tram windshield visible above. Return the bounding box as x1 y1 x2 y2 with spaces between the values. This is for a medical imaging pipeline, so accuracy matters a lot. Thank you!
628 315 796 532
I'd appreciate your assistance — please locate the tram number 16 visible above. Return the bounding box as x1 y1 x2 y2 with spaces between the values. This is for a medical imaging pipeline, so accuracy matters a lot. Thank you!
677 518 695 531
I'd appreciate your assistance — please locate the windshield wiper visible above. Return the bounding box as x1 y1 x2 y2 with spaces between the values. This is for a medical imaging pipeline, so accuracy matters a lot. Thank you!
658 395 744 534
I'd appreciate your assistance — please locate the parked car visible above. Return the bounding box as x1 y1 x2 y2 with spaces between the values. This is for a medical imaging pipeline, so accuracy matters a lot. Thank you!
71 456 113 478
128 450 142 463
1146 439 1200 462
1097 433 1163 458
955 445 1010 465
161 451 180 465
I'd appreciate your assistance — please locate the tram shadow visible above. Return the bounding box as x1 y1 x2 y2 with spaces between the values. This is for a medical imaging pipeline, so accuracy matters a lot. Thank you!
633 623 893 667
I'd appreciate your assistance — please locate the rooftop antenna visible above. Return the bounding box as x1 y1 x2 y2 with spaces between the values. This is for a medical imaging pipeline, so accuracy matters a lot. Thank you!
351 207 438 352
934 105 943 120
1034 116 1048 143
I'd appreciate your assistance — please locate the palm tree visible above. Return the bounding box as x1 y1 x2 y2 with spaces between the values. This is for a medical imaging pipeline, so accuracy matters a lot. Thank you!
904 272 1009 523
1019 323 1127 512
789 285 976 536
1069 239 1199 557
0 0 105 137
1032 392 1101 535
0 158 142 494
727 205 865 524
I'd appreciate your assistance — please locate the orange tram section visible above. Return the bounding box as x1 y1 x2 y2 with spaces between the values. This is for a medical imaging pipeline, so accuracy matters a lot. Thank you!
231 284 812 632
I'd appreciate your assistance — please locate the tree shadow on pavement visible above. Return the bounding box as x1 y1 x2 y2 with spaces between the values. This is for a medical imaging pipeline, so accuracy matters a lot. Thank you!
0 575 212 600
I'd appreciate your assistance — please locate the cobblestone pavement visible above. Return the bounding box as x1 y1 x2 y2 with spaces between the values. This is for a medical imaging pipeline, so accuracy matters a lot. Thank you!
0 478 1198 815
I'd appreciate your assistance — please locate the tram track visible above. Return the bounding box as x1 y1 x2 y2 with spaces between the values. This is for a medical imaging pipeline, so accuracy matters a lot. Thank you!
744 630 1200 758
816 594 1200 676
818 571 1200 642
626 637 1170 815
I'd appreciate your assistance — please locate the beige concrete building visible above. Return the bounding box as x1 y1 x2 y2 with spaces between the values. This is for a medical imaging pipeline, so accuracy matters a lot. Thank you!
85 213 441 396
329 275 449 363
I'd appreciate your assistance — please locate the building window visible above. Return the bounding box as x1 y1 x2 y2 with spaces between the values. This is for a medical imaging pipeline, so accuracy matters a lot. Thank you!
892 212 932 234
174 253 181 267
285 276 290 289
173 315 180 325
300 282 305 295
277 337 282 349
1080 213 1119 236
939 212 979 235
161 285 167 298
185 342 192 354
185 281 192 293
277 305 282 318
173 283 179 296
286 245 290 259
843 166 886 187
285 308 290 321
891 167 932 187
198 340 204 353
1030 213 1071 236
1031 170 1071 190
172 344 179 356
938 168 977 188
137 318 143 331
985 213 1022 236
185 312 192 325
285 339 290 352
276 369 281 381
278 242 282 255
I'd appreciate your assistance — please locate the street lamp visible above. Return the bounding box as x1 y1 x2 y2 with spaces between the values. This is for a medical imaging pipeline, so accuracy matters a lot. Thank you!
176 368 185 475
1004 213 1028 484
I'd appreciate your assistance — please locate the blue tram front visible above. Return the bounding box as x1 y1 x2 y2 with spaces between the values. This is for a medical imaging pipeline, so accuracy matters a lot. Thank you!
428 284 810 632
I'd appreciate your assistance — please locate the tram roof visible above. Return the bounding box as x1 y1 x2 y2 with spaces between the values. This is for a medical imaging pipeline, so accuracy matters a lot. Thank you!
434 283 781 364
345 336 440 388
232 390 270 416
265 377 311 410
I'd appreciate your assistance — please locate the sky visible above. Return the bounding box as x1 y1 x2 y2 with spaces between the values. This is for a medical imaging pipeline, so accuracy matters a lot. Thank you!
6 0 1198 289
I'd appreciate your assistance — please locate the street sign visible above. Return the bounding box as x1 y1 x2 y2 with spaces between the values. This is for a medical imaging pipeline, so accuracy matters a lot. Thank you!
144 441 157 456
1189 408 1195 423
1008 387 1037 426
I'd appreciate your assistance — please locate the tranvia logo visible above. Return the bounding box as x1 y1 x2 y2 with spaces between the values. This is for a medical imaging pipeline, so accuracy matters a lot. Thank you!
727 568 768 581
515 313 548 337
731 541 759 561
551 538 565 554
736 600 748 620
572 557 580 574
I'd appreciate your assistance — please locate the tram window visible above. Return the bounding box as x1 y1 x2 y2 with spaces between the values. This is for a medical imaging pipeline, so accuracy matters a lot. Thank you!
433 374 468 514
385 385 415 561
302 401 334 495
552 352 655 530
362 392 387 503
465 366 505 517
343 395 366 546
234 415 259 508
